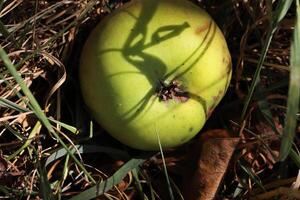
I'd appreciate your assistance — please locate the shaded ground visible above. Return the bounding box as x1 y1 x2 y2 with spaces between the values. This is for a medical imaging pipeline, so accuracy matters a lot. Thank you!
0 0 299 199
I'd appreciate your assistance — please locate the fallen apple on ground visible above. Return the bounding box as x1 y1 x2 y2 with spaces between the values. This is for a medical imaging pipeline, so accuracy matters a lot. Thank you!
79 0 232 150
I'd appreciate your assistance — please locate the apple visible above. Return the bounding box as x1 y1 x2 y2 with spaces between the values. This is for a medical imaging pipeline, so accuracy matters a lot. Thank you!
79 0 231 150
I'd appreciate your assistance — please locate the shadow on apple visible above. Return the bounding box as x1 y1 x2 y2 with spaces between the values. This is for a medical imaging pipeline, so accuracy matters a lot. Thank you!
97 0 229 123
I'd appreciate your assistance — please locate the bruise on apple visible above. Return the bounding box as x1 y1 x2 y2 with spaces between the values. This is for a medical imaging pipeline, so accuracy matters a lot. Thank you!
195 23 210 35
207 90 225 118
155 79 189 102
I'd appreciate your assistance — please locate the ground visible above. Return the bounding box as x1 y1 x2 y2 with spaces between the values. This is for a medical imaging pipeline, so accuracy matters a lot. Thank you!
0 0 299 199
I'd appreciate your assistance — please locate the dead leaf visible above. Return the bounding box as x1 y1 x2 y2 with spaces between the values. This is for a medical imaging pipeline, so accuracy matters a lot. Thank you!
183 129 240 200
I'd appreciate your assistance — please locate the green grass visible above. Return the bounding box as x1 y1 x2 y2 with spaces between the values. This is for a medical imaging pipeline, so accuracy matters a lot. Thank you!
0 46 96 185
279 0 300 161
241 0 293 120
239 0 300 166
70 158 145 200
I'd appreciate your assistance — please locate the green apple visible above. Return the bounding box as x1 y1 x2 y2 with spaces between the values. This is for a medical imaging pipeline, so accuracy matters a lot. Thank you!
79 0 231 150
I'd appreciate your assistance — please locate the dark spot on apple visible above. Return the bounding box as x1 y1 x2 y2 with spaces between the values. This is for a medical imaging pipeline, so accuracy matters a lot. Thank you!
173 114 176 118
223 57 226 64
189 127 194 132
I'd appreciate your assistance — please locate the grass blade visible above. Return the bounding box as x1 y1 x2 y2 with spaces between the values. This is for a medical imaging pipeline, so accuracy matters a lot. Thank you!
156 130 174 200
7 121 42 161
37 159 55 200
241 0 293 120
0 46 95 183
272 0 293 26
48 118 79 135
238 160 265 191
0 46 54 132
69 158 145 200
0 97 78 135
0 97 30 112
290 149 300 168
273 0 293 27
241 28 273 120
45 145 130 167
279 1 300 161
132 168 149 200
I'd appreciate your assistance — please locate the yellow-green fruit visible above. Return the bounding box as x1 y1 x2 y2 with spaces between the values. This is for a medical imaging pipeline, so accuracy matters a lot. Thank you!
80 0 231 150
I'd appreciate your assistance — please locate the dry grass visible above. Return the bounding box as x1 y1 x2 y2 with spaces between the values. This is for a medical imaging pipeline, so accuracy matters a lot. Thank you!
0 0 299 199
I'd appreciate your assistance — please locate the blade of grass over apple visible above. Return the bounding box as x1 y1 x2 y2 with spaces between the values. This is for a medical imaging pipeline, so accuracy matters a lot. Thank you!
279 0 300 161
69 158 144 200
0 46 96 184
241 0 293 120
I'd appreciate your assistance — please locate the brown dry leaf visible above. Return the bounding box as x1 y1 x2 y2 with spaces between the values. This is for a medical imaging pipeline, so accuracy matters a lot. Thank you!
183 129 240 200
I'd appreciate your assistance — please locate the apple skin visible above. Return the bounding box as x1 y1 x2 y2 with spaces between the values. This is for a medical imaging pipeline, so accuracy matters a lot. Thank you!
79 0 232 150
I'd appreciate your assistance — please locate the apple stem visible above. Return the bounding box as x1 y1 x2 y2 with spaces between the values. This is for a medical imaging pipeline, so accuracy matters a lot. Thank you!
156 79 189 102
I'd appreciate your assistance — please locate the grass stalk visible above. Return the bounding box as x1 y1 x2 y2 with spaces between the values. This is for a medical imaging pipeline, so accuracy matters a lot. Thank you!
279 0 300 161
0 46 96 184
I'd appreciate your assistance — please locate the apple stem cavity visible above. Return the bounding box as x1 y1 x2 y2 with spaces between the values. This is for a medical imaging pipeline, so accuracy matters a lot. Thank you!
156 79 189 102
